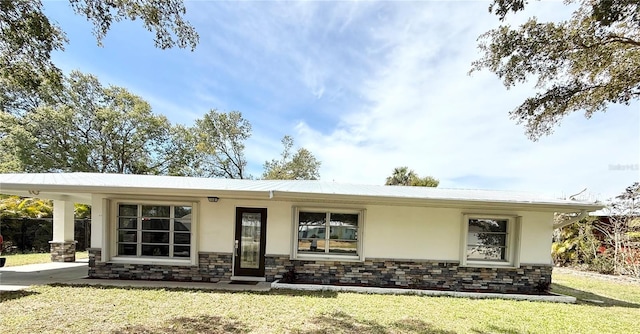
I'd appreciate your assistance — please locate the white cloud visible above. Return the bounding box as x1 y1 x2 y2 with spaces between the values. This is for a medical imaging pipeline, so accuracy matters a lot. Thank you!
46 0 638 199
290 1 639 200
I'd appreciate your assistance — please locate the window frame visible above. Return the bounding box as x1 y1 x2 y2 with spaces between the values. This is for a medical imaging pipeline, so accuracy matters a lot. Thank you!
292 207 365 261
110 199 197 265
460 214 521 268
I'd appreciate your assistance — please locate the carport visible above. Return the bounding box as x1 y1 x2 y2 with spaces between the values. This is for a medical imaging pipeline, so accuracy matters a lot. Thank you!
0 174 92 262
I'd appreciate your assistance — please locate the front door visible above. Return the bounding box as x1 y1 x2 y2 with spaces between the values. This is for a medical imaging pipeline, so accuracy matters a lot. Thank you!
234 207 267 277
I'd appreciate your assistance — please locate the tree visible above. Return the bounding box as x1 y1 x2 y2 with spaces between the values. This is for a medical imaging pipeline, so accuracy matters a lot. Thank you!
0 195 53 219
385 166 439 187
409 175 440 187
471 0 640 140
0 0 198 98
0 195 90 219
0 71 188 174
192 110 252 179
551 218 601 267
592 182 640 276
262 136 321 180
68 0 198 50
0 73 259 179
552 182 640 277
0 1 66 99
385 166 415 186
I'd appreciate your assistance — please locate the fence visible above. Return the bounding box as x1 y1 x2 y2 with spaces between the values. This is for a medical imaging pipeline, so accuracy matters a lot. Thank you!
0 218 90 254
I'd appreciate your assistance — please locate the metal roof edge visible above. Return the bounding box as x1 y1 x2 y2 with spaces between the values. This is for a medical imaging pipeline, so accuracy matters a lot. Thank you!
0 173 605 211
269 191 604 212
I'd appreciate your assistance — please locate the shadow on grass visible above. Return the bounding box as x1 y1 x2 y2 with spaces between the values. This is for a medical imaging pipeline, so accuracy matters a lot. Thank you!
551 283 640 308
269 288 339 298
293 311 456 334
471 325 521 334
48 282 339 298
113 315 249 334
113 312 455 334
0 290 39 303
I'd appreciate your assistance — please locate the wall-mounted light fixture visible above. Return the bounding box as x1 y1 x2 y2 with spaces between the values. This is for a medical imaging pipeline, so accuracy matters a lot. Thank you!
207 196 220 203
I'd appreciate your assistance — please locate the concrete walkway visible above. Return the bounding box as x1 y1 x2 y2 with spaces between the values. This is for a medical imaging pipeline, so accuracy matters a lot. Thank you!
75 278 272 292
0 259 89 291
0 260 270 292
272 280 577 303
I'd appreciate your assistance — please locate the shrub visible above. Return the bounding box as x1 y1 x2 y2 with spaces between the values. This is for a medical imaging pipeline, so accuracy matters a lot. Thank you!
281 268 298 283
588 252 616 275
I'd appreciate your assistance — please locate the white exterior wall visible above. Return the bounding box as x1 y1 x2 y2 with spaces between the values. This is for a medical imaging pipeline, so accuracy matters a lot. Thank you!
198 199 235 253
517 210 555 264
52 200 75 242
90 194 107 248
363 206 462 260
198 199 292 255
90 195 555 265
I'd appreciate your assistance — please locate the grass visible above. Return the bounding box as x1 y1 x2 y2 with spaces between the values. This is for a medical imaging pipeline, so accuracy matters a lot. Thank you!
552 272 640 306
0 271 638 333
0 251 88 267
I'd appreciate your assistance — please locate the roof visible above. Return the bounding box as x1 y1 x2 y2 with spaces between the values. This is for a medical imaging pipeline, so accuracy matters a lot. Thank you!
0 172 603 212
589 208 640 217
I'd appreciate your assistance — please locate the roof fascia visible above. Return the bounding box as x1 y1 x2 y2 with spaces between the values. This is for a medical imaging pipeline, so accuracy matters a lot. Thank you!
270 191 604 212
0 183 273 201
1 183 604 212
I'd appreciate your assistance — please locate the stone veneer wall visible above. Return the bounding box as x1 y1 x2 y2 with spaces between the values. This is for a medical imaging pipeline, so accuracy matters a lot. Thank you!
88 249 232 282
86 249 551 293
50 241 77 262
265 255 552 294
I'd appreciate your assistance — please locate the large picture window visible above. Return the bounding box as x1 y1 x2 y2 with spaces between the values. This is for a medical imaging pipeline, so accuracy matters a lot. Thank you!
295 208 363 260
462 215 520 267
117 203 192 259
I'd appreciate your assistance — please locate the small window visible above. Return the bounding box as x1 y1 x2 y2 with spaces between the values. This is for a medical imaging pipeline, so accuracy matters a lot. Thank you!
116 203 192 259
462 215 520 267
295 208 363 260
467 219 508 261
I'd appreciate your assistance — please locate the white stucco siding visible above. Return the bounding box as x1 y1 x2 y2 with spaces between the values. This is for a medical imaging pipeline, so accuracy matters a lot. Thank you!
363 206 461 260
198 199 235 253
362 207 554 264
88 193 556 266
262 202 293 255
90 194 107 248
198 199 292 254
517 211 555 265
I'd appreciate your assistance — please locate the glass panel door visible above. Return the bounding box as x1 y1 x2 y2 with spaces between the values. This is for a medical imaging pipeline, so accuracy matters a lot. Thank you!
240 212 261 269
234 207 267 277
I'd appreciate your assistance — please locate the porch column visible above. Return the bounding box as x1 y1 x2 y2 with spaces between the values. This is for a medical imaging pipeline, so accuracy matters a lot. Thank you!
50 200 77 262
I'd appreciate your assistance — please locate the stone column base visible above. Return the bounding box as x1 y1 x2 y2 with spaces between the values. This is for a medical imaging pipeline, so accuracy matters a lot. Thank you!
50 241 77 262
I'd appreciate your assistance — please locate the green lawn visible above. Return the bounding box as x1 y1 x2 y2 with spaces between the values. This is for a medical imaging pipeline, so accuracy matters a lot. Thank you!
0 271 638 333
0 251 88 267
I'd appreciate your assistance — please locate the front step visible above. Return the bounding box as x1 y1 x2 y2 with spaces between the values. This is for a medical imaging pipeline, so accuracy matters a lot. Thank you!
230 276 266 282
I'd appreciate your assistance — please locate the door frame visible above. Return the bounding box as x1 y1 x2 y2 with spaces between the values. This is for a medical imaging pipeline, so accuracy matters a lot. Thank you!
233 207 267 278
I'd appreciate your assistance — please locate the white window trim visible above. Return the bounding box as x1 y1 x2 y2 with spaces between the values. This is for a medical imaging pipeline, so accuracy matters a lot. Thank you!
108 199 198 266
292 206 365 262
460 214 521 268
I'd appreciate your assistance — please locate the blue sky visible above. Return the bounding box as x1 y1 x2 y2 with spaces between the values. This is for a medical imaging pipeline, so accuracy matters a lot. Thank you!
44 1 639 200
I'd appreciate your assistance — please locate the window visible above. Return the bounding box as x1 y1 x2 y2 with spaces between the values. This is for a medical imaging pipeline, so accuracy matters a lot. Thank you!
467 218 508 261
462 215 520 267
294 208 363 260
117 203 192 259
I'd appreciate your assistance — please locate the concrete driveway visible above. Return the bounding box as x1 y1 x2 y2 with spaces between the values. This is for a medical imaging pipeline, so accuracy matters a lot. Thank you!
0 260 88 291
0 260 272 292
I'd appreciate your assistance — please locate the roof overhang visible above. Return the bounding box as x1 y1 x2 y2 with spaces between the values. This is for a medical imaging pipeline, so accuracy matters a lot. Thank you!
269 191 602 212
0 173 604 212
